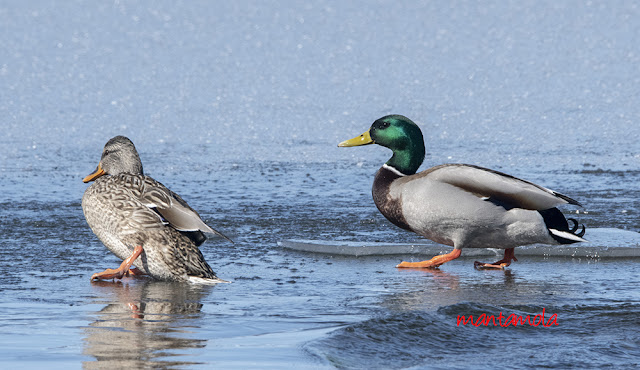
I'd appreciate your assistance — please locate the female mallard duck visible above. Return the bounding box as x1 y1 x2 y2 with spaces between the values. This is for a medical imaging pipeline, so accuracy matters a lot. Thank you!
339 115 586 269
82 136 231 283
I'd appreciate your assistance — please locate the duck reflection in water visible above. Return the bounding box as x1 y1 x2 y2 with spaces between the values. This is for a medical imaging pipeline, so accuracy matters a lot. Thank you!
386 268 519 311
83 278 216 368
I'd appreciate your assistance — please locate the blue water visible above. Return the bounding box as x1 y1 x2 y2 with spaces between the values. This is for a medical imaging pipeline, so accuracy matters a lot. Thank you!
1 1 640 368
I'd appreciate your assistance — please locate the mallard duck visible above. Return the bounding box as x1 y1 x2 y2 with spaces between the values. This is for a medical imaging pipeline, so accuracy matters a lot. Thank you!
339 115 586 269
82 136 231 283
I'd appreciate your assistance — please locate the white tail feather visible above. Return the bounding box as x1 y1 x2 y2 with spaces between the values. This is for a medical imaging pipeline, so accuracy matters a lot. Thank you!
549 228 587 243
188 276 231 285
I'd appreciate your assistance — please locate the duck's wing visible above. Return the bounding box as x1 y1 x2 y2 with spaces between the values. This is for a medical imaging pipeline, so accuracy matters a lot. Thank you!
422 164 581 210
117 174 232 242
95 183 167 231
146 177 233 242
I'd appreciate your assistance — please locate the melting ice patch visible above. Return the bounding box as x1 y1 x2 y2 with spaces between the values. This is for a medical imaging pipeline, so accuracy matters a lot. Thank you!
280 228 640 258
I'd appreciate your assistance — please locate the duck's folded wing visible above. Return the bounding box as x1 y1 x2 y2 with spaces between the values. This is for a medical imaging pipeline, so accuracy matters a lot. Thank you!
139 177 232 242
428 164 581 210
123 207 167 231
99 189 167 232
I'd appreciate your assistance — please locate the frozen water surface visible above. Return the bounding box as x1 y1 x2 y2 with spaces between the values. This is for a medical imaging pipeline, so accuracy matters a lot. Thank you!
281 228 640 257
1 0 640 369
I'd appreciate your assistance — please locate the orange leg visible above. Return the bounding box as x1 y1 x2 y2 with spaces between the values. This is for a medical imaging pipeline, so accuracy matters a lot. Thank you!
474 248 518 269
127 302 144 319
396 249 462 269
91 245 144 281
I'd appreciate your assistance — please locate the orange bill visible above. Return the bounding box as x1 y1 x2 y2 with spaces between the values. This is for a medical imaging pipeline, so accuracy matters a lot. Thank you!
83 163 106 183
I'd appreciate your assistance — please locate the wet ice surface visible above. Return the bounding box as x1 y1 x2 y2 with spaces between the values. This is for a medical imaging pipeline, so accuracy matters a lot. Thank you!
282 228 640 257
2 0 640 369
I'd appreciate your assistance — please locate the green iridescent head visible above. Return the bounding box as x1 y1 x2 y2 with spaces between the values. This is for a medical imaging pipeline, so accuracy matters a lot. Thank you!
339 115 425 175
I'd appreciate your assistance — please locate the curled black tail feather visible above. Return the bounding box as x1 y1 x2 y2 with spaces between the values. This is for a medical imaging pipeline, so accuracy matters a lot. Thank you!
567 218 586 237
538 208 586 244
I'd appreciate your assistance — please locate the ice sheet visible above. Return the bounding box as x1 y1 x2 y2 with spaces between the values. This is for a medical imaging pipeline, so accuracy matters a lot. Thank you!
279 228 640 258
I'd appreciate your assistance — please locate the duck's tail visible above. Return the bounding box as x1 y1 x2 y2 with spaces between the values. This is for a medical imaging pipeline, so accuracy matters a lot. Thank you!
539 208 586 244
182 230 207 246
188 276 231 285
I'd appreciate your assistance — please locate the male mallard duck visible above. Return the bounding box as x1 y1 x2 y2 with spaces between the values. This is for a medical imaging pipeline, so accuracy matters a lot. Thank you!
339 115 586 269
82 136 231 283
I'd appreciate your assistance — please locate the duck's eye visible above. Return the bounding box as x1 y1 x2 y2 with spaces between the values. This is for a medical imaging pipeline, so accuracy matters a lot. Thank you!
380 121 390 129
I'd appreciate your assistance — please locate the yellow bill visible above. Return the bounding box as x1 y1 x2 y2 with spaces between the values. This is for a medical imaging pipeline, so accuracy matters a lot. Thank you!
338 130 374 147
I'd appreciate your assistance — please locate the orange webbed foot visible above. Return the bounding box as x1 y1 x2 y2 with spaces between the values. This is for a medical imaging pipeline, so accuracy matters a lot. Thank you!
91 268 128 281
91 245 144 282
396 249 462 269
474 261 509 269
396 261 441 269
126 267 146 276
474 248 517 270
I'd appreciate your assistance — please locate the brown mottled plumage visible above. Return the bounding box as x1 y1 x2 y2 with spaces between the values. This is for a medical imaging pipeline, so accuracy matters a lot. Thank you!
82 136 230 283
